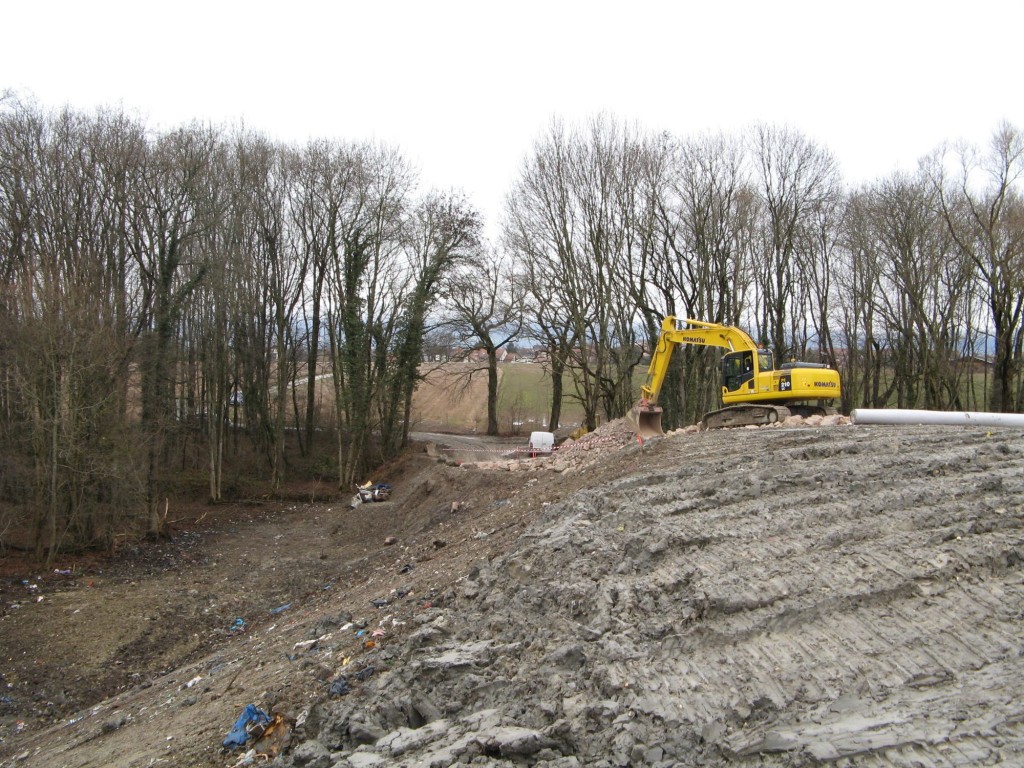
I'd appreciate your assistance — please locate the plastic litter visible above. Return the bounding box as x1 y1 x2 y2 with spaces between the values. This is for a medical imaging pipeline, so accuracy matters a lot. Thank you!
229 748 257 767
351 481 393 507
328 676 350 697
223 704 271 749
253 713 291 758
269 603 291 615
225 713 292 761
355 666 375 681
229 618 246 632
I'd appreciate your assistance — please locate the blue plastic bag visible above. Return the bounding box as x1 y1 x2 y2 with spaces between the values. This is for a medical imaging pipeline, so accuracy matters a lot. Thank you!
223 704 271 749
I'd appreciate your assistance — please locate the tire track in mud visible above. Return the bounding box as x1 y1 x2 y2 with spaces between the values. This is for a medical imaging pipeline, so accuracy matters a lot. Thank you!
296 424 1024 767
548 425 1024 765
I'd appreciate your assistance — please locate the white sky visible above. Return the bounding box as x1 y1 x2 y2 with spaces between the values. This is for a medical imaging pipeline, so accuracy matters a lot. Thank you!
4 0 1022 239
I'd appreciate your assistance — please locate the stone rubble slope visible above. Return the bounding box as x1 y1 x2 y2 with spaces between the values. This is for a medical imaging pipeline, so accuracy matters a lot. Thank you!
293 422 1024 767
471 414 851 474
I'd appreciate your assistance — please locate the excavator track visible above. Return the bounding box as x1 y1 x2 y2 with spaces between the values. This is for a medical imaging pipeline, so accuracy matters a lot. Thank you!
701 404 791 430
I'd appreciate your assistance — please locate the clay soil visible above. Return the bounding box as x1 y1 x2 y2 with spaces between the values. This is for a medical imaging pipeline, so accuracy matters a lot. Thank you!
1 420 1023 767
0 431 610 767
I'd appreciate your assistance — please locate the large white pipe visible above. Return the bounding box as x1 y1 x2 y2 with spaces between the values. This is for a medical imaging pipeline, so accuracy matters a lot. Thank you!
851 408 1024 428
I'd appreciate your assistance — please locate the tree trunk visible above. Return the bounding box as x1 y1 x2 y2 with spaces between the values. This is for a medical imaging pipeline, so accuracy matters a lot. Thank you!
487 350 499 435
305 261 324 451
992 318 1015 412
548 353 564 431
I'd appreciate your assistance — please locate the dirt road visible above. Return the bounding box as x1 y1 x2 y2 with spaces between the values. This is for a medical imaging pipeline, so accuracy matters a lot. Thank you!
410 432 526 465
2 421 1023 767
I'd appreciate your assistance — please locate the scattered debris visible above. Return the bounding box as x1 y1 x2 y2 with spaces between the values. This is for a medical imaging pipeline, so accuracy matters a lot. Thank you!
228 748 258 767
222 704 271 750
350 481 393 508
101 713 129 733
9 417 1017 768
252 712 291 758
225 712 292 763
354 666 375 681
328 676 350 697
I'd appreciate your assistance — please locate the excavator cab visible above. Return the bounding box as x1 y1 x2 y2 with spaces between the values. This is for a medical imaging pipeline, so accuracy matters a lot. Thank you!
722 351 755 392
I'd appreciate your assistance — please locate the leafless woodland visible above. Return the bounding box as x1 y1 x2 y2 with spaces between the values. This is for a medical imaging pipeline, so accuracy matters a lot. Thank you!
0 96 1021 560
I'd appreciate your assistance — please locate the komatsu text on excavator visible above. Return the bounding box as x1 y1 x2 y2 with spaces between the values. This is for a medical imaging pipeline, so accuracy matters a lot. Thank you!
631 316 841 438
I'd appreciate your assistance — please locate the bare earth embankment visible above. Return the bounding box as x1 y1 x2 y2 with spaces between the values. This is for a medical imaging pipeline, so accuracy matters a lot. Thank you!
2 418 1023 767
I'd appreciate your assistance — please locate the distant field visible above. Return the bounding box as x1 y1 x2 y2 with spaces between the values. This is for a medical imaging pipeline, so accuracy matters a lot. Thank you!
408 362 999 436
410 362 587 435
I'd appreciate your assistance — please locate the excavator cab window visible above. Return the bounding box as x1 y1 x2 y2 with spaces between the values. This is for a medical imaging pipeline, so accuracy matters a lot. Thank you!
758 350 773 373
722 351 754 391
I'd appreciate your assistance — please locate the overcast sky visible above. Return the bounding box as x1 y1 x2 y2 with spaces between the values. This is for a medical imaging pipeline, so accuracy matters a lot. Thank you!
4 0 1022 238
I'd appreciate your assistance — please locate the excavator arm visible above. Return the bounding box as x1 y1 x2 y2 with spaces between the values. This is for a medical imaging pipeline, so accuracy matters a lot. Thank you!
639 317 759 405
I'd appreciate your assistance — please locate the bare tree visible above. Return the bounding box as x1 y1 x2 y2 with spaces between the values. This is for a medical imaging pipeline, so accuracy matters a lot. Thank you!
322 144 413 486
514 250 577 432
383 191 480 452
924 122 1024 412
749 124 842 361
504 124 579 432
132 125 218 537
867 172 975 408
504 116 646 431
836 188 897 410
234 134 307 488
643 131 756 426
793 183 844 368
294 139 362 453
0 101 149 559
442 248 525 435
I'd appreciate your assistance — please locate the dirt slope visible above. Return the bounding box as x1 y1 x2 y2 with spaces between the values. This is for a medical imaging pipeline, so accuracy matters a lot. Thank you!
2 422 1023 767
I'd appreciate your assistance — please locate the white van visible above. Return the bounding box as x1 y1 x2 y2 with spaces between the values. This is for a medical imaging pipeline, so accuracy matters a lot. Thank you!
528 431 555 457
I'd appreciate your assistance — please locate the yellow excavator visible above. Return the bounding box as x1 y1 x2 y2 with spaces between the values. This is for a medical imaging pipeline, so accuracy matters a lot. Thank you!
632 316 841 437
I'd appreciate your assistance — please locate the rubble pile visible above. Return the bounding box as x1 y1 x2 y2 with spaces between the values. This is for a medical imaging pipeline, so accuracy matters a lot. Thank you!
469 419 639 473
472 414 854 473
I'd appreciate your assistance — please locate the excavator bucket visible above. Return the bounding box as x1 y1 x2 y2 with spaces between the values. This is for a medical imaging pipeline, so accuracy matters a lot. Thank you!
628 404 665 440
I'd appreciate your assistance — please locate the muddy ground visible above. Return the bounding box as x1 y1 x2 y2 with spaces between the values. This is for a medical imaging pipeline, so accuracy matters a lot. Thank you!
1 420 1023 767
